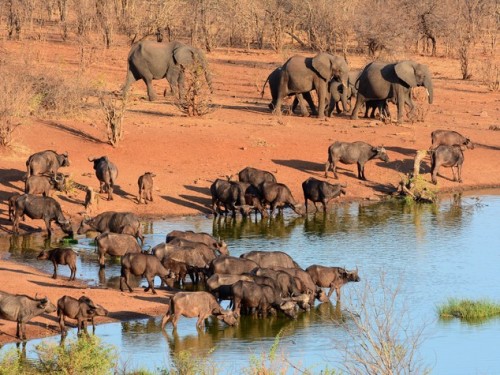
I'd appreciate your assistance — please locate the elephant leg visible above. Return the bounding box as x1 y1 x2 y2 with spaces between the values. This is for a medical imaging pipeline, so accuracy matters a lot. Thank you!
316 85 327 119
351 94 365 120
295 93 310 116
142 77 157 101
122 70 137 97
303 91 318 116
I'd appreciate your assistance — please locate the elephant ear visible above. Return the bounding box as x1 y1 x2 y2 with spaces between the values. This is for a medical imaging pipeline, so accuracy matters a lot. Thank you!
311 53 332 81
395 61 418 87
173 46 196 68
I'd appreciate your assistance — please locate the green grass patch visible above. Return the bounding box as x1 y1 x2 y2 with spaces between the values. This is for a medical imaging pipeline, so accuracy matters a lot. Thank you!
438 298 500 322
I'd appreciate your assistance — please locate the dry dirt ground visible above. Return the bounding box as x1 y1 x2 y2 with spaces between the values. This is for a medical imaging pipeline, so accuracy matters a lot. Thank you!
0 37 499 344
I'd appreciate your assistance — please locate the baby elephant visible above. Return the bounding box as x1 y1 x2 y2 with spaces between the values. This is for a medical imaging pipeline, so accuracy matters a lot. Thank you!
37 247 78 281
57 295 108 336
137 172 155 204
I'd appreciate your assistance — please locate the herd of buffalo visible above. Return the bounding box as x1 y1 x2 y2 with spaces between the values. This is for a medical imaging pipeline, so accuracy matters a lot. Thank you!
0 126 474 340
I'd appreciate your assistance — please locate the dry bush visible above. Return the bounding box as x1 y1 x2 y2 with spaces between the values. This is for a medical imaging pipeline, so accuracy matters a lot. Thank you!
99 93 128 146
477 60 499 91
0 68 32 146
408 87 431 123
177 62 215 117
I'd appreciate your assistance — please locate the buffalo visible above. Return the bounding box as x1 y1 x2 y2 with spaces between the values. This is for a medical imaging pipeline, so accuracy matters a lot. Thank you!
306 265 360 302
57 295 108 336
272 266 329 304
240 250 300 269
37 247 78 280
120 253 174 294
166 230 228 255
12 194 73 238
161 291 237 330
95 232 143 268
0 291 56 340
430 130 474 150
238 167 277 191
210 178 252 217
430 145 464 185
325 141 389 180
137 172 155 204
302 177 346 213
261 181 304 216
26 150 69 178
77 211 144 244
25 173 66 197
88 156 118 200
210 256 259 275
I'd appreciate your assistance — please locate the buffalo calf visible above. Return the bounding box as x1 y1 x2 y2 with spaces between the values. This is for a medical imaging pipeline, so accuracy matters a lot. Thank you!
137 172 155 204
57 295 108 336
430 145 464 184
38 247 78 280
120 253 173 294
431 130 474 150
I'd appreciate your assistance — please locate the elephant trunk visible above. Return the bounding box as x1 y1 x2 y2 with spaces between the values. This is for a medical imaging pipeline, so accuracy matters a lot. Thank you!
424 77 433 104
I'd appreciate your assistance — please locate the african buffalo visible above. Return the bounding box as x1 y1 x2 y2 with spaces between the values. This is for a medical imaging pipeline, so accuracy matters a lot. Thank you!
37 247 78 280
306 265 360 302
95 232 143 268
26 150 69 178
161 291 237 329
77 211 144 244
431 130 474 150
261 181 304 216
238 167 277 191
430 145 465 184
137 172 155 204
88 156 118 200
0 292 56 340
302 177 347 213
240 250 300 269
206 273 277 303
237 181 269 218
25 173 66 197
57 295 108 336
166 230 228 255
253 267 302 299
210 178 252 217
325 141 389 180
120 253 173 294
12 194 73 238
272 266 329 304
231 280 298 318
210 256 259 275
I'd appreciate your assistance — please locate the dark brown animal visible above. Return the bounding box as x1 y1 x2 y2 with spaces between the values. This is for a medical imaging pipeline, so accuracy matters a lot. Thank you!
325 141 389 180
95 232 142 268
8 193 22 222
206 273 278 303
302 177 347 213
77 211 144 244
88 156 118 200
306 265 360 302
120 253 174 294
261 182 304 216
253 268 302 298
161 291 237 329
137 172 155 204
161 257 189 287
430 145 465 185
238 167 277 193
240 250 300 269
25 174 66 197
236 181 268 218
57 295 108 336
26 150 69 178
12 194 73 238
210 256 259 275
166 230 228 255
272 266 329 304
210 178 253 217
431 130 474 150
231 280 298 318
0 291 56 340
37 247 78 280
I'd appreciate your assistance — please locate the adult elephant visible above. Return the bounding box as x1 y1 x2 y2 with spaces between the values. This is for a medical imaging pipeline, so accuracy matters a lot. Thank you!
273 53 349 119
122 40 212 101
351 60 433 123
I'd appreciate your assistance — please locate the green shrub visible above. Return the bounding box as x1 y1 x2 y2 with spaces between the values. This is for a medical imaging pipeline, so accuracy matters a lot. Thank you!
438 298 500 322
0 348 25 375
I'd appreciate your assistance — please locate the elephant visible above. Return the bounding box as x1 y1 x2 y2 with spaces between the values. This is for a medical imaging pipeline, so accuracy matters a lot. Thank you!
351 60 432 123
273 53 349 119
327 70 360 116
261 67 317 116
122 40 213 101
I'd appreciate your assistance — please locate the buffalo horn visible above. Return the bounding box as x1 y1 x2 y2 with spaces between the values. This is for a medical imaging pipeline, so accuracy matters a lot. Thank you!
88 156 95 162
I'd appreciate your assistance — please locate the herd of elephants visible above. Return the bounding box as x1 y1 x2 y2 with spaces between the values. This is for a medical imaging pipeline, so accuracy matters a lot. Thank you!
0 39 476 343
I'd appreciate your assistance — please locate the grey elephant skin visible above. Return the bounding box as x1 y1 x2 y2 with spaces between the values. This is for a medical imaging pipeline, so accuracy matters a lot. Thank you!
274 53 349 119
328 69 360 116
351 60 433 123
122 40 212 101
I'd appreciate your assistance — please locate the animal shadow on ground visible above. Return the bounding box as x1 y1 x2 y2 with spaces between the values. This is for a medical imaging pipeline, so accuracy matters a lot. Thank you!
364 181 398 195
162 195 212 214
184 185 211 196
272 159 326 175
108 311 153 320
0 267 37 276
384 146 417 157
0 169 26 192
128 108 175 118
475 142 500 151
218 103 272 115
110 185 136 201
29 280 82 289
57 194 84 206
133 295 170 305
43 120 104 144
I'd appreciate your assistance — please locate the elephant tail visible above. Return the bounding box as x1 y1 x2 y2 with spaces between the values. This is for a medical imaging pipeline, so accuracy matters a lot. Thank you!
260 76 270 98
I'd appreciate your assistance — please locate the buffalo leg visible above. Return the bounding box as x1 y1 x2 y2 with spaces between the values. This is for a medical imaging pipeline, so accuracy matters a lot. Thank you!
69 263 76 281
52 260 58 279
59 314 67 336
120 270 133 293
333 161 339 179
144 274 156 294
457 164 463 183
45 218 53 238
322 199 328 213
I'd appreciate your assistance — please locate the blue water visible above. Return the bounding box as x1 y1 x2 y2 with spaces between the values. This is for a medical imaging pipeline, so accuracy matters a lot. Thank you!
2 192 500 374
